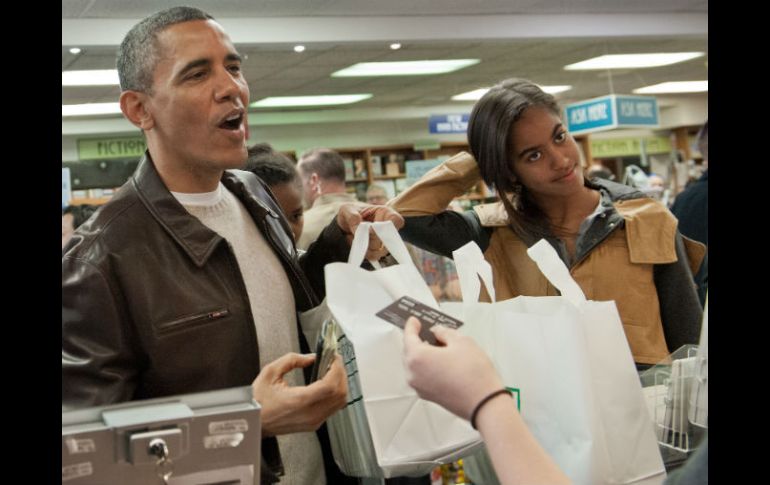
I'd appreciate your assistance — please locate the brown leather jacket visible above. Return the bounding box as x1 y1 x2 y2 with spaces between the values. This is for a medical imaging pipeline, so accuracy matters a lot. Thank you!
62 152 353 483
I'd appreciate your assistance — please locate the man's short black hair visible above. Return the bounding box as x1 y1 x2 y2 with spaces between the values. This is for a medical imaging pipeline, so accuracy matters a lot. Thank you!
117 6 213 93
297 148 346 183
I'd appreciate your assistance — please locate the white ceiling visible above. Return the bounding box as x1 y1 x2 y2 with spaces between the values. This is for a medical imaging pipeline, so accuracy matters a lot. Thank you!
62 0 708 18
62 1 708 133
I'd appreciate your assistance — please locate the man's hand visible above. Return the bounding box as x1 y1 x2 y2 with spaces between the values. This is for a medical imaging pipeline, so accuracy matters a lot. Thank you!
336 203 405 260
252 352 348 437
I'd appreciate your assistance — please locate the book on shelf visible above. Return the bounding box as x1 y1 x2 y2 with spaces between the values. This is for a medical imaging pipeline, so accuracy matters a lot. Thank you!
405 159 442 185
384 161 401 176
342 157 355 180
353 158 367 179
370 155 383 176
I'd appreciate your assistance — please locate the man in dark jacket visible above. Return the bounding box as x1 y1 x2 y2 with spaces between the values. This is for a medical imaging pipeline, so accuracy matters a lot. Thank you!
62 7 399 484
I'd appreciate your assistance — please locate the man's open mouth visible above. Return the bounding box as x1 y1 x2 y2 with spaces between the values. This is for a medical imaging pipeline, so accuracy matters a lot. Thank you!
220 112 243 130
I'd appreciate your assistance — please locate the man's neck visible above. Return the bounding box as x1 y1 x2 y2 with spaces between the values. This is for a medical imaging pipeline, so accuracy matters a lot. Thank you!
151 152 223 193
318 181 347 196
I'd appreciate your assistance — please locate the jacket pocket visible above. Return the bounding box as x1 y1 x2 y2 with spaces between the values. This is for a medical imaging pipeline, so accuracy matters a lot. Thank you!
155 308 230 335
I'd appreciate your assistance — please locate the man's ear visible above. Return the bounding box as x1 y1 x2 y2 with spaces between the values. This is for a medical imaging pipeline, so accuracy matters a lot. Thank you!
309 173 321 192
119 91 154 130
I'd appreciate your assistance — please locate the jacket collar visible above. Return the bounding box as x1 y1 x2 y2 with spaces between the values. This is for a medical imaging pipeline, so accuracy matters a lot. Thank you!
131 151 280 267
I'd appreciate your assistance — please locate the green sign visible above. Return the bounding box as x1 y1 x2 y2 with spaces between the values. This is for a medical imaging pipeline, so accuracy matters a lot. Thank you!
413 139 441 151
590 136 671 158
78 137 146 160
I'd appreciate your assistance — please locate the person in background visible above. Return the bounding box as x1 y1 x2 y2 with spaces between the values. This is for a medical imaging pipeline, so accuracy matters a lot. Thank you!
586 162 615 181
62 7 400 484
671 120 708 306
388 78 705 370
402 317 707 485
366 183 389 205
296 148 365 250
648 173 665 191
246 143 305 241
646 173 672 206
62 204 98 249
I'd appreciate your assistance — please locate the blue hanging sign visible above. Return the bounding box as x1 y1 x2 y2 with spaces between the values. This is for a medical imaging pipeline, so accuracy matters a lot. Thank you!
62 167 72 209
564 95 659 135
429 114 469 134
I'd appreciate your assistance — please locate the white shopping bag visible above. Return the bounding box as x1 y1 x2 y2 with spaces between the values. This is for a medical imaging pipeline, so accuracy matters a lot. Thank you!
447 240 666 485
325 221 483 477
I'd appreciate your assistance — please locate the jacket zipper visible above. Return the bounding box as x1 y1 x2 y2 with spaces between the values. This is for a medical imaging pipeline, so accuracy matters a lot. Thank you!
157 308 230 333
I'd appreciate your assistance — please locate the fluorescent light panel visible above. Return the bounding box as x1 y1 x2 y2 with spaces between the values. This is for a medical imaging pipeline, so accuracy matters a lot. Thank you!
633 81 708 94
62 103 122 117
332 59 479 77
250 94 372 108
564 52 704 70
62 69 120 86
452 85 572 101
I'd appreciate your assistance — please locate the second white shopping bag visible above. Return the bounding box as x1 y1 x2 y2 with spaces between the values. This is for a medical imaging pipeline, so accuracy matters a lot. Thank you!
324 221 483 478
447 240 667 485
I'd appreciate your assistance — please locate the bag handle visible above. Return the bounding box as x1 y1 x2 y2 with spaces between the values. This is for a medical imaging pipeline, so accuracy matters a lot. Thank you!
526 239 586 306
452 241 496 303
347 220 417 268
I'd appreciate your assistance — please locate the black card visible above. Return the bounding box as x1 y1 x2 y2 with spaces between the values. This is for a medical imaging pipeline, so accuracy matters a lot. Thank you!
375 296 464 345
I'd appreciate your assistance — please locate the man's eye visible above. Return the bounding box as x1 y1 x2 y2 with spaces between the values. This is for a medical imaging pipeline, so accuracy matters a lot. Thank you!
228 64 242 74
187 71 206 81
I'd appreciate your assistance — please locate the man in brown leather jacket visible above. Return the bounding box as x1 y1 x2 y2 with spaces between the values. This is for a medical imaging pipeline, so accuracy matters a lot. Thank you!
62 7 399 484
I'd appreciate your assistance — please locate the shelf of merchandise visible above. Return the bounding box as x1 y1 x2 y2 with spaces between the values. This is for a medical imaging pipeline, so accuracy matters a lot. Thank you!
330 142 500 204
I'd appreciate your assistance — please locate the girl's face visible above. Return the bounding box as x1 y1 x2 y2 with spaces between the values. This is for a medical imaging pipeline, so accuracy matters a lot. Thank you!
508 106 584 201
271 181 304 241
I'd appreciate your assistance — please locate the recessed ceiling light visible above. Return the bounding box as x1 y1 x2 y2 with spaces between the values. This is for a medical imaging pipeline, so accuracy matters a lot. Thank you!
294 45 305 53
250 94 373 108
390 43 402 50
540 85 572 94
564 52 704 70
62 69 120 86
332 59 480 77
452 85 572 101
633 81 708 94
69 47 81 55
62 103 122 117
451 88 490 101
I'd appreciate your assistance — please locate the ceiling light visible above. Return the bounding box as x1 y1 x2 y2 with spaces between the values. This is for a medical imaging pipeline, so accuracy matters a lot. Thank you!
62 103 122 117
540 85 572 94
332 59 480 77
633 81 708 94
62 69 120 86
250 94 373 108
69 47 81 55
451 88 490 101
452 85 572 101
564 52 704 70
294 45 305 53
390 43 402 50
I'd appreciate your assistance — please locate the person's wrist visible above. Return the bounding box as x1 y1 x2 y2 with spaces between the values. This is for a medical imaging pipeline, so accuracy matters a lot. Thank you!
470 388 513 429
